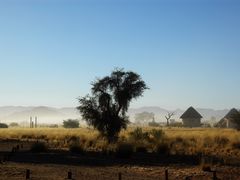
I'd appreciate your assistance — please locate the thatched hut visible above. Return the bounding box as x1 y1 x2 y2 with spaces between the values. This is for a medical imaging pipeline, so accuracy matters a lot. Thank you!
216 108 240 129
180 107 203 127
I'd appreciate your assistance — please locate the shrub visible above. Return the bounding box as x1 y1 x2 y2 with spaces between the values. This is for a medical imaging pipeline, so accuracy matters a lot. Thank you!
115 143 134 159
148 121 160 127
202 165 212 172
129 128 149 142
232 142 240 149
68 136 80 144
63 119 79 128
30 142 48 153
0 123 8 128
9 122 19 127
214 136 229 147
203 136 214 148
69 144 85 154
136 146 148 153
150 129 165 142
156 143 170 155
48 124 58 128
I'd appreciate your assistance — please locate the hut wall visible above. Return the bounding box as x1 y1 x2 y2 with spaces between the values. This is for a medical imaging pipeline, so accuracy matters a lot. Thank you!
182 118 201 127
227 119 238 129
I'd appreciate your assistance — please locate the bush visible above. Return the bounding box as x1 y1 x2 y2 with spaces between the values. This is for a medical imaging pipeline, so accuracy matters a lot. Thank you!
48 124 58 128
203 136 214 148
0 123 8 128
129 128 149 142
30 142 48 153
202 165 212 172
63 119 79 128
69 144 85 154
156 143 170 155
136 146 148 153
232 142 240 149
148 121 160 127
214 136 229 147
115 143 134 159
150 129 165 142
9 122 19 127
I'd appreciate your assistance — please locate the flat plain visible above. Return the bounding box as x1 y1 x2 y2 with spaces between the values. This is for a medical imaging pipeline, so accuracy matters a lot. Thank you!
1 128 240 179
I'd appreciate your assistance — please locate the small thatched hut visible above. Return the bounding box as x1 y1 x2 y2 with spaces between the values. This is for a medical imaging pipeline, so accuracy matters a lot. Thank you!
216 108 240 129
180 107 203 127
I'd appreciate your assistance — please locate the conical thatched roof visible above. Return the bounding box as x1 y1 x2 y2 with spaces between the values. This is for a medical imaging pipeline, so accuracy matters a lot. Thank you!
224 108 240 119
216 108 240 128
180 107 203 119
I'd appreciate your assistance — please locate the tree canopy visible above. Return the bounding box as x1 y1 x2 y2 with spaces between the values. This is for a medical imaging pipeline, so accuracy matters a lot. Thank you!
63 119 80 128
77 68 148 142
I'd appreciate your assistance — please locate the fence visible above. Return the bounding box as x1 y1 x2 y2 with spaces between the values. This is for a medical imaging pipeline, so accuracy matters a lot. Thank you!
0 143 223 180
24 169 219 180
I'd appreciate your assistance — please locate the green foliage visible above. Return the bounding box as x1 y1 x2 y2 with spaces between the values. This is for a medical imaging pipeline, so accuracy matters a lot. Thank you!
77 68 148 142
63 119 79 128
115 143 134 158
0 123 8 128
30 142 48 153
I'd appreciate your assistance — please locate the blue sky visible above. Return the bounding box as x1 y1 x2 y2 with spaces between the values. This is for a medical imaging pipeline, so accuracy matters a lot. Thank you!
0 0 239 110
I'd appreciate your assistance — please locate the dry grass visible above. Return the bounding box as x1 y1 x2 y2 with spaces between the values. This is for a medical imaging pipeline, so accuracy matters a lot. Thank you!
1 127 240 158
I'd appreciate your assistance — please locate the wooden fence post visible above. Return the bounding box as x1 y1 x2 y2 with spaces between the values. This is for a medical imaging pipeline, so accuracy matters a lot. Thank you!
68 170 72 179
165 169 168 180
26 169 30 179
118 172 122 180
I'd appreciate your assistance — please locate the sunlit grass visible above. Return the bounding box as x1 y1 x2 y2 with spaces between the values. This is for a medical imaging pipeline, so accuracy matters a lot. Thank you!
1 127 240 158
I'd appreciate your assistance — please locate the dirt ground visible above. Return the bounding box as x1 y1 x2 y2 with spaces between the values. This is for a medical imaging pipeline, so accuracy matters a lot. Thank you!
1 162 240 180
1 140 240 180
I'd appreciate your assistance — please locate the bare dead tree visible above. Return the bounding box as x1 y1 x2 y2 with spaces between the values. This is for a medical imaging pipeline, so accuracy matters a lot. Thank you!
165 112 175 127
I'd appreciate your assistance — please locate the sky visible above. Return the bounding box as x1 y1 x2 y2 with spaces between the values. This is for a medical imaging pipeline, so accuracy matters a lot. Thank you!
0 0 240 110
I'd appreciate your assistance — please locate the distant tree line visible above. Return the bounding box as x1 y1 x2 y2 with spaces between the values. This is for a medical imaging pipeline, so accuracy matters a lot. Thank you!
0 123 8 128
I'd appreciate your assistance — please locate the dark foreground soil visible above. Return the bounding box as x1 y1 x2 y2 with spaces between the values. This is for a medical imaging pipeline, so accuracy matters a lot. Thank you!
1 140 240 180
1 162 240 180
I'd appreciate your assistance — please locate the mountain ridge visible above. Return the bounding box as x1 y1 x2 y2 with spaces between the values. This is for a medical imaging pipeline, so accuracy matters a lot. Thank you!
0 106 232 124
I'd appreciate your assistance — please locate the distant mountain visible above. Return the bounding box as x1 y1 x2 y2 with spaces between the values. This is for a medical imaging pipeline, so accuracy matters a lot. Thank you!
0 106 231 124
0 106 33 119
129 106 168 114
59 107 80 117
0 106 80 124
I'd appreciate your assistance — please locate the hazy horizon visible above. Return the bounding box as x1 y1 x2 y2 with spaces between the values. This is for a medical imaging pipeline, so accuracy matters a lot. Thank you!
0 105 236 112
0 0 240 110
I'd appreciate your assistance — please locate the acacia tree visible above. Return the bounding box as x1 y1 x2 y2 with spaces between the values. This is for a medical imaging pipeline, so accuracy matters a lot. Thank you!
77 68 148 142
